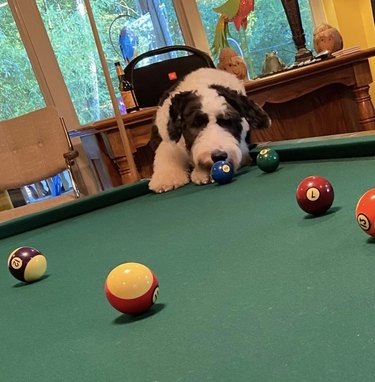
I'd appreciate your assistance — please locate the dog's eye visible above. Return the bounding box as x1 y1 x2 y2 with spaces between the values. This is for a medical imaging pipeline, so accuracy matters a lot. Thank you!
191 112 209 128
217 116 234 127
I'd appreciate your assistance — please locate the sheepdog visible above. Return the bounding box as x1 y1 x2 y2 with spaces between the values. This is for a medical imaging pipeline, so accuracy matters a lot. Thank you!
148 68 271 193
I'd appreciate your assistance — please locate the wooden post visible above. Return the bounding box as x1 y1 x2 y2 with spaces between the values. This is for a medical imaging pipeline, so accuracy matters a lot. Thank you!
83 0 140 182
280 0 313 63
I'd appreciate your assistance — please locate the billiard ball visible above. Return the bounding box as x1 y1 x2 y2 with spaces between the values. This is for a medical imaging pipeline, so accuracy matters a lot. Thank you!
296 176 334 215
8 246 47 283
104 262 159 315
256 148 280 173
355 188 375 236
211 160 234 184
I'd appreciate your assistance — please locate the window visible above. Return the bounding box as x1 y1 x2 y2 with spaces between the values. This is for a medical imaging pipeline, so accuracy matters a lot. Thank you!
0 1 45 121
36 0 184 125
2 0 317 126
196 0 315 77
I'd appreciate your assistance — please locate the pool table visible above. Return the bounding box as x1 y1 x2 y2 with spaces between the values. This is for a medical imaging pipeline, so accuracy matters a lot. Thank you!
2 134 375 381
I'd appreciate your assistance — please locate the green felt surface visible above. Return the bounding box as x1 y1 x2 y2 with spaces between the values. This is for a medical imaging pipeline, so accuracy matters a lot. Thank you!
2 153 375 381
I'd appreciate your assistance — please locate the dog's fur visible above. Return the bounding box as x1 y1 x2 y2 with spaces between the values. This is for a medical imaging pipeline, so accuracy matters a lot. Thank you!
148 68 270 193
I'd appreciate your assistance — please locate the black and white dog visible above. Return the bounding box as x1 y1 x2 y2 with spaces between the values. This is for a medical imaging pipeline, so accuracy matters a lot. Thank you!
148 68 271 193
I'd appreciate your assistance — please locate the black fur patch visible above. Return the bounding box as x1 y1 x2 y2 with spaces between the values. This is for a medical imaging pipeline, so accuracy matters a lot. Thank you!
215 111 243 142
167 91 209 150
158 81 180 105
149 124 162 153
209 84 270 130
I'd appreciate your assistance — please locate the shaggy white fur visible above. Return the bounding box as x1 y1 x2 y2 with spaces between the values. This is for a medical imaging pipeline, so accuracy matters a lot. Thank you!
149 68 270 193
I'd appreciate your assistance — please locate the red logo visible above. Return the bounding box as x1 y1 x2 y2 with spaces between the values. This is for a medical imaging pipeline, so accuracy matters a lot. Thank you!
168 72 178 80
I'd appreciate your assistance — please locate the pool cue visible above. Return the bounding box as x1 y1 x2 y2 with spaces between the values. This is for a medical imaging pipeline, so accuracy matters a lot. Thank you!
83 0 140 182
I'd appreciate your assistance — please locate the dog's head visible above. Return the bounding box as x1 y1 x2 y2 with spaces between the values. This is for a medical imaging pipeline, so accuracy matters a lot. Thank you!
153 78 270 170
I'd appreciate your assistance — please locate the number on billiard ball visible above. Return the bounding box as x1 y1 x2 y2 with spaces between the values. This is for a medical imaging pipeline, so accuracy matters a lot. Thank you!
256 148 280 173
356 188 375 236
8 246 47 283
211 160 234 184
104 262 159 315
296 176 334 215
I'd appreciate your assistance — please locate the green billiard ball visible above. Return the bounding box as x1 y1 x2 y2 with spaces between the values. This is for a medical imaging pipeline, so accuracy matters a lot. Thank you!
256 148 280 173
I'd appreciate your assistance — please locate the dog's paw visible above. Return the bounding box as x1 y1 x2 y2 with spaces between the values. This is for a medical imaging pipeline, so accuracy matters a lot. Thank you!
191 167 212 185
149 171 190 193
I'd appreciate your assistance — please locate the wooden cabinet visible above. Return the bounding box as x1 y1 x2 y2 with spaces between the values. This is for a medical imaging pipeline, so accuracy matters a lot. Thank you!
246 48 375 142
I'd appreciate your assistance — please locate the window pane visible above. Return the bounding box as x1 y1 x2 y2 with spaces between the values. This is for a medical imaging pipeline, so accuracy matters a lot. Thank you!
0 2 45 120
197 0 314 77
36 0 184 125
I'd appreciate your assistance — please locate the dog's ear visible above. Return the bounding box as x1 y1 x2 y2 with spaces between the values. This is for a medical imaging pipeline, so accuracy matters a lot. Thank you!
210 84 271 130
167 91 201 142
159 81 181 106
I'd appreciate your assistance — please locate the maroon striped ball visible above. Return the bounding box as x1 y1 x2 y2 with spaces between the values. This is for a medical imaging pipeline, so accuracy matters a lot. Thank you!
8 247 47 283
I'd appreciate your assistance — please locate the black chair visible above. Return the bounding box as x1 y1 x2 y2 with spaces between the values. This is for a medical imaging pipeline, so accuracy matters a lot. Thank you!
124 45 215 108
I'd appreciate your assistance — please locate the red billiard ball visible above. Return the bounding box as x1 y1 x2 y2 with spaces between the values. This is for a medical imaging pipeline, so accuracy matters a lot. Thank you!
104 262 159 315
355 188 375 236
296 176 334 215
8 246 47 283
211 160 234 184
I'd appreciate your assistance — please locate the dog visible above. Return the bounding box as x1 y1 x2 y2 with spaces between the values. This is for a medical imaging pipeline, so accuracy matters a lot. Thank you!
148 68 271 193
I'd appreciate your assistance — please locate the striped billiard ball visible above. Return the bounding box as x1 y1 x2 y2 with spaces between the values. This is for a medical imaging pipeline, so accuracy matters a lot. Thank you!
356 188 375 236
104 262 159 315
8 247 47 283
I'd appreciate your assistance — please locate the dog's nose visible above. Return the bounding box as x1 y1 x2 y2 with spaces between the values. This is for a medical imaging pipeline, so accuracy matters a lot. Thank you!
211 150 228 163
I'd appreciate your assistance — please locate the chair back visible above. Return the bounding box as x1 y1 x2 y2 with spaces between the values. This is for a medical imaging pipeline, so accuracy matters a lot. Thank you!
124 45 215 108
0 107 73 190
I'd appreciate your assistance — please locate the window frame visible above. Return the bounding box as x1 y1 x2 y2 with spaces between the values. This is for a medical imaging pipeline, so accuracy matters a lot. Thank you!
7 0 80 130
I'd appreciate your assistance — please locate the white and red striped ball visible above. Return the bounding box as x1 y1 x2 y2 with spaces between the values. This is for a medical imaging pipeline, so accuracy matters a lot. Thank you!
8 247 47 283
104 262 159 315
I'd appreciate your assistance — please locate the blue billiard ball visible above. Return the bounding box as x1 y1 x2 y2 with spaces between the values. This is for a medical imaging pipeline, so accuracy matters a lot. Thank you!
211 161 234 184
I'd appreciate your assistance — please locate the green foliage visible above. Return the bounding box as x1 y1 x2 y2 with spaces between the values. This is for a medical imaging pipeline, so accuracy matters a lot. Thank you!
0 6 45 120
1 0 314 123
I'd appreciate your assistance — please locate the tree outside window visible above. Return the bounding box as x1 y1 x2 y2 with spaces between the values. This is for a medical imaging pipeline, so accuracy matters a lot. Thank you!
0 2 45 120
